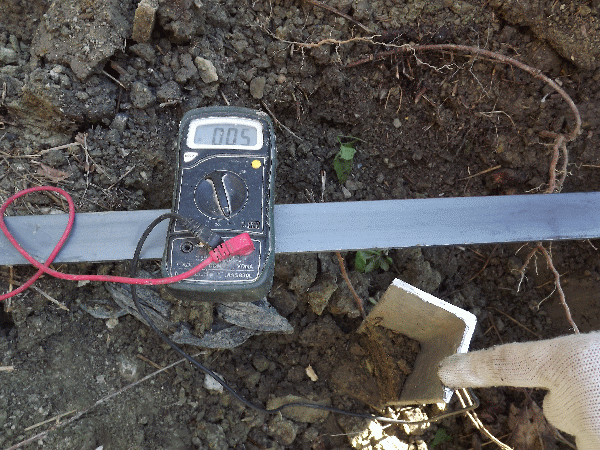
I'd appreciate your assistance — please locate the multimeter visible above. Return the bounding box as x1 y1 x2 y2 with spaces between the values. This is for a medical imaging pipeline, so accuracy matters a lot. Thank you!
161 106 276 302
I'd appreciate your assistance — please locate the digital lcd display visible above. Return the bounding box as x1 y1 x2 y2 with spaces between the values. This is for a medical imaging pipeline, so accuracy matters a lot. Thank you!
187 118 263 150
194 123 258 147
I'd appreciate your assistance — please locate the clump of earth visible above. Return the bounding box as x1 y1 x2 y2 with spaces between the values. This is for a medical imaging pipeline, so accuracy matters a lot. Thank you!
1 0 600 449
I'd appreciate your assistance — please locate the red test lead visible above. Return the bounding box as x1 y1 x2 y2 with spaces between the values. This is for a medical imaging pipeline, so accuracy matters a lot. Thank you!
0 186 254 301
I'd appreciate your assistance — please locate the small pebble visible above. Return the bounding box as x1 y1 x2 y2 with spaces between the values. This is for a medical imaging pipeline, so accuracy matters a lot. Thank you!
132 0 158 43
249 76 266 99
130 81 156 109
204 372 224 393
195 57 218 83
0 47 18 65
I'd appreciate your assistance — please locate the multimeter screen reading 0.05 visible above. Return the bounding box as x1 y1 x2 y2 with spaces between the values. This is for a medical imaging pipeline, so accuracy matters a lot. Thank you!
186 118 263 151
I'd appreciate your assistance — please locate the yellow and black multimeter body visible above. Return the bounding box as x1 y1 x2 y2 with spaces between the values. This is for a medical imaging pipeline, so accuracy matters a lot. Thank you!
161 106 276 302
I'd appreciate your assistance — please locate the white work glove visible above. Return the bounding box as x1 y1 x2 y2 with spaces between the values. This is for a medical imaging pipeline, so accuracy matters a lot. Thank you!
438 332 600 450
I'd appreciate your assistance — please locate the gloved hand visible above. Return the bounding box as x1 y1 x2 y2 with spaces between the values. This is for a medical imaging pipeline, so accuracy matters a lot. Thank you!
438 332 600 450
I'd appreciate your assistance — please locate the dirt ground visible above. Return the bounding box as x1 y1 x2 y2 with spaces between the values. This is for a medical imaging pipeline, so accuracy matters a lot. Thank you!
1 0 600 449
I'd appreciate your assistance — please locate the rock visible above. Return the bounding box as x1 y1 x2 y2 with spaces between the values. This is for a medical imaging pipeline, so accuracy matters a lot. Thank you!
172 322 259 349
197 422 228 449
110 113 129 133
394 248 442 293
130 81 156 109
7 68 117 131
0 47 18 65
404 259 442 293
266 394 331 423
216 298 293 333
116 354 142 382
31 0 132 79
274 254 318 295
329 271 368 318
195 56 218 83
399 408 429 436
268 282 298 316
345 179 364 191
252 354 271 372
450 0 474 14
175 53 198 84
250 77 267 99
204 372 224 393
157 0 205 43
132 0 158 43
0 73 23 103
299 316 343 348
249 76 267 99
170 426 192 450
130 43 156 65
307 275 338 315
317 253 343 280
268 415 298 445
340 418 411 450
156 80 182 103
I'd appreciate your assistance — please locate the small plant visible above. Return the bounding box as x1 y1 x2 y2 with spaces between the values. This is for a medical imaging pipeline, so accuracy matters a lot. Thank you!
333 136 360 183
354 249 393 273
430 428 452 448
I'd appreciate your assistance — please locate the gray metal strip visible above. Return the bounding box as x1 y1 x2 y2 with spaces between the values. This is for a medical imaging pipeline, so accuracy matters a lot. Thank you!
1 192 599 265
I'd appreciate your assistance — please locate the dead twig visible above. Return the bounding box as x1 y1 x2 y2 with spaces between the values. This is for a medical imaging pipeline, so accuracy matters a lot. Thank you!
335 252 366 319
465 245 498 283
490 307 540 338
9 265 14 294
456 389 514 450
2 274 69 311
75 132 115 183
24 410 77 432
137 353 163 370
102 70 127 90
260 100 303 142
535 271 568 289
29 285 69 311
459 165 501 181
107 164 137 190
38 142 82 154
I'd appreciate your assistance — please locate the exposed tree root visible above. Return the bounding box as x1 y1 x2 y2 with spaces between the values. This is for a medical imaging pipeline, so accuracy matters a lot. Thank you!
517 242 580 333
336 251 366 319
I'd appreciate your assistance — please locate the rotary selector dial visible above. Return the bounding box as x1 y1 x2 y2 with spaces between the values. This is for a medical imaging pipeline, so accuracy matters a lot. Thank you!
195 170 248 219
